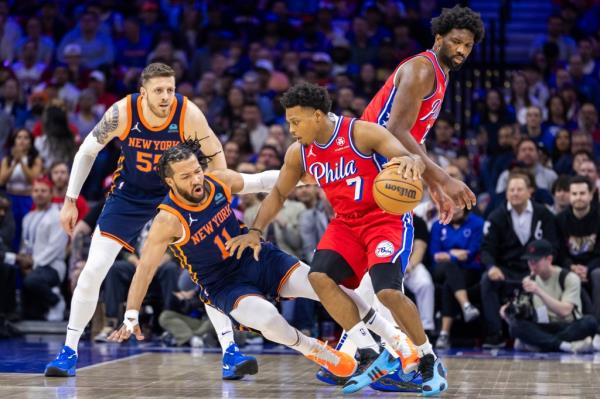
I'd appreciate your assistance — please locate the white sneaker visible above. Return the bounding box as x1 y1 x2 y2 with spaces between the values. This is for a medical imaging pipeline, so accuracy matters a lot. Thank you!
47 289 65 321
94 326 114 342
190 335 204 348
513 338 540 352
592 334 600 352
570 337 594 354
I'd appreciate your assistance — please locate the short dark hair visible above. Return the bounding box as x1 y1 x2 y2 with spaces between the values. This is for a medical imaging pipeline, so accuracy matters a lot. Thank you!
570 175 594 192
508 170 534 189
280 82 332 114
552 174 571 194
141 62 175 86
516 137 537 152
157 139 215 184
431 5 485 43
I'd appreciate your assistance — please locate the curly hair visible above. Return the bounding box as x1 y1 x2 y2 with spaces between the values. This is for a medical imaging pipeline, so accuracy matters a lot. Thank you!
157 138 216 184
280 82 332 114
431 5 485 44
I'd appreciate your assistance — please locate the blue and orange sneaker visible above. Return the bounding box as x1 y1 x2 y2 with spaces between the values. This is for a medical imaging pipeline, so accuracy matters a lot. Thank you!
419 354 448 397
44 345 77 377
370 369 422 393
222 343 258 380
342 348 400 394
315 367 351 385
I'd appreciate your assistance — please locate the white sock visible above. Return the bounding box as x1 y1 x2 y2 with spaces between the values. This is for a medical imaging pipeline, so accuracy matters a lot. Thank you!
559 341 572 352
65 229 123 353
289 329 320 356
205 305 235 355
416 340 436 359
364 310 400 358
347 322 379 352
336 331 358 356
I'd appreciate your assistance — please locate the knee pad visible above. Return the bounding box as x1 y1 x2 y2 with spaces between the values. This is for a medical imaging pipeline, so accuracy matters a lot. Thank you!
369 262 403 293
309 250 355 285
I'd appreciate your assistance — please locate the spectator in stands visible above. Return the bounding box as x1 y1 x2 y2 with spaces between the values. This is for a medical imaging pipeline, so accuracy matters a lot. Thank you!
88 70 117 114
403 214 435 336
33 65 80 111
57 10 115 69
1 78 27 127
15 16 54 65
481 124 516 194
49 161 89 220
501 239 598 353
568 55 600 110
529 15 577 62
71 88 100 140
0 5 22 63
115 17 151 69
428 113 462 168
432 206 484 349
19 177 68 320
474 88 516 155
481 172 559 347
12 41 46 95
552 129 572 174
242 71 274 123
575 103 600 151
223 141 241 171
35 105 76 170
544 96 575 137
551 175 572 215
244 103 269 154
507 72 536 124
63 44 89 89
578 37 599 77
0 193 17 318
255 144 282 171
557 176 600 322
575 160 600 192
96 221 180 341
521 106 553 151
496 138 558 193
0 128 43 250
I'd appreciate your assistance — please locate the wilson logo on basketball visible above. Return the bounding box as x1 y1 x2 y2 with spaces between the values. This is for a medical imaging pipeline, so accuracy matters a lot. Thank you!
384 183 417 199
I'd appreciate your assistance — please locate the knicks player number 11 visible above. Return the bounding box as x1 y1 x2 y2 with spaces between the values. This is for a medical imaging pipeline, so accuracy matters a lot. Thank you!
346 176 363 201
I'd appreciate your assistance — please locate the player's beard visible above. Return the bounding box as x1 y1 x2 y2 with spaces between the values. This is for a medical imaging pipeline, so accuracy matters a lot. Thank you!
174 181 208 204
148 100 171 118
438 45 465 71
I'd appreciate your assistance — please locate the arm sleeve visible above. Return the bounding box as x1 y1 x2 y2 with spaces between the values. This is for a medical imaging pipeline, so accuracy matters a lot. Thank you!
65 134 106 199
238 170 306 194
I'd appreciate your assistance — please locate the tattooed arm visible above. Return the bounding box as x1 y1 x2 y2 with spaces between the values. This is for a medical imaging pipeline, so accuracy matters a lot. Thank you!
183 100 226 171
60 99 129 235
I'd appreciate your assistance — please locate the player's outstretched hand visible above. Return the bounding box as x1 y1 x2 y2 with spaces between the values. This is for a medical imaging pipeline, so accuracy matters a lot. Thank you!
440 176 476 210
428 183 454 225
60 199 79 236
383 155 425 180
226 230 262 261
108 311 144 343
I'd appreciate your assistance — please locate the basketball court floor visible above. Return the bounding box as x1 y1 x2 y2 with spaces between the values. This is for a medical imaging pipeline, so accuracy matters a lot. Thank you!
1 335 600 398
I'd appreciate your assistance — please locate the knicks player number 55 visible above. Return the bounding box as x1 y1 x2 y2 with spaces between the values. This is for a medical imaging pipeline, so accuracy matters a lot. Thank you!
136 151 161 172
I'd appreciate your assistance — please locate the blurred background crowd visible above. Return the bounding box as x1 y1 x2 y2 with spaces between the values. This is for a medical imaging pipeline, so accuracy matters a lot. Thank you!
1 0 600 352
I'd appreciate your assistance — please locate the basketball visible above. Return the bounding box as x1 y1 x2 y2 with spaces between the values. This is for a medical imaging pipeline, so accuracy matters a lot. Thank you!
373 167 423 215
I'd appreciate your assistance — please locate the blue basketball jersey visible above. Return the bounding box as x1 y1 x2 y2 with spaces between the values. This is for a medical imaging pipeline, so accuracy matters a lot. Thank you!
112 93 187 195
158 174 245 289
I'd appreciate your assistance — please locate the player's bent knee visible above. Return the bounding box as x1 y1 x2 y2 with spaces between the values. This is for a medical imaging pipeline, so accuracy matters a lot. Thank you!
370 262 403 294
309 249 355 285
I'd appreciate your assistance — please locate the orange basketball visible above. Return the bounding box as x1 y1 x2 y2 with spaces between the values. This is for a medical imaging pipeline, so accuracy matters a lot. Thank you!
373 167 423 215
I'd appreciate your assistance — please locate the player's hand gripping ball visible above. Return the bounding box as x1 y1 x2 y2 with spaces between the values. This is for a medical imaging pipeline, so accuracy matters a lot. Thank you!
373 156 424 215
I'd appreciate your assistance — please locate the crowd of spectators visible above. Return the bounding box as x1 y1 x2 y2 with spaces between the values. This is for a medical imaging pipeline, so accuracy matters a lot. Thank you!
1 0 600 351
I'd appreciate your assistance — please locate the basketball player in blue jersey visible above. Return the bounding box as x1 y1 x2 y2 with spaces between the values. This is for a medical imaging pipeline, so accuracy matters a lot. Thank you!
106 141 360 379
45 63 278 380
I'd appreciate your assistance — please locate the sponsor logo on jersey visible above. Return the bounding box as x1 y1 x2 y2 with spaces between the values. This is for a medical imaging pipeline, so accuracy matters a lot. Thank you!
375 240 395 258
168 123 178 132
215 192 226 204
336 136 345 146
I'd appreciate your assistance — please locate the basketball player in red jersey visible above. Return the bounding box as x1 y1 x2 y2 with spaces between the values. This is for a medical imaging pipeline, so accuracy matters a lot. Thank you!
362 5 485 223
227 83 448 396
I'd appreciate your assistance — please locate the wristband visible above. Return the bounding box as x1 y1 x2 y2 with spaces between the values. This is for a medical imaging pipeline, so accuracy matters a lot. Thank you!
123 309 139 333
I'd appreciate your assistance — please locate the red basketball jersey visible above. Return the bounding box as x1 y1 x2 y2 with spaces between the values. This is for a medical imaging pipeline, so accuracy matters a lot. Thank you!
301 115 384 217
361 50 447 144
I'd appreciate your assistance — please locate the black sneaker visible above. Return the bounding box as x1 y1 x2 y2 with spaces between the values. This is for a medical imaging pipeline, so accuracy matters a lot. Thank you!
482 334 506 349
418 353 448 396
